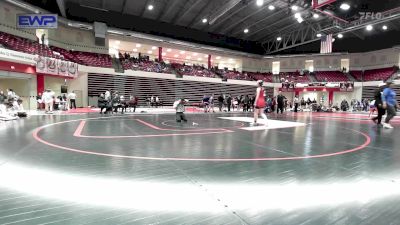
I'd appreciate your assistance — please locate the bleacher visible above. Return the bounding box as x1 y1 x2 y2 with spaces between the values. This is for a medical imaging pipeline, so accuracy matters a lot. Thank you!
245 71 272 82
314 71 349 82
278 72 310 83
172 63 216 77
358 67 396 81
0 31 54 57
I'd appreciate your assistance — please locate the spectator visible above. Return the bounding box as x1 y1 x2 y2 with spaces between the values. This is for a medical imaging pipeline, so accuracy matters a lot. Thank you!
226 94 232 112
98 93 107 114
382 81 397 129
277 91 285 114
68 91 77 109
371 83 386 125
218 94 224 112
42 89 55 113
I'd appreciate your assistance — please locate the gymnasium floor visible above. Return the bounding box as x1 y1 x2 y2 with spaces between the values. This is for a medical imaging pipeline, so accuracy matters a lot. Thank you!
0 111 400 225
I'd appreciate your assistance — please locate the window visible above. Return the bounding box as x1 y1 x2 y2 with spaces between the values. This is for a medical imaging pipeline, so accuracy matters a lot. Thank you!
272 61 280 74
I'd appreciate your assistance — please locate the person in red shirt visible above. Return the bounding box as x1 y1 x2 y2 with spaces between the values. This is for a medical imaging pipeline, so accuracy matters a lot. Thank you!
253 80 268 126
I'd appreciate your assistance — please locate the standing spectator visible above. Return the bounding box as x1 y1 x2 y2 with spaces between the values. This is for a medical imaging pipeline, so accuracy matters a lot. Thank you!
202 95 210 113
382 81 397 129
68 91 77 109
226 94 232 112
150 96 155 107
36 93 43 110
277 91 285 114
155 96 160 108
218 94 224 112
294 95 299 112
98 93 107 114
243 95 250 112
112 91 121 113
371 83 386 125
42 89 55 113
145 96 150 107
209 94 215 113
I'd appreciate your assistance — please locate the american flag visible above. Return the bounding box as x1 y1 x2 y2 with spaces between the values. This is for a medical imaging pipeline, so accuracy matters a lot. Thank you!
320 34 333 54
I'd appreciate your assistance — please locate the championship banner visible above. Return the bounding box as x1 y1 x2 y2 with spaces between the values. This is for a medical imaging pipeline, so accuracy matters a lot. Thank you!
68 61 78 77
46 57 57 75
58 59 68 76
35 56 78 78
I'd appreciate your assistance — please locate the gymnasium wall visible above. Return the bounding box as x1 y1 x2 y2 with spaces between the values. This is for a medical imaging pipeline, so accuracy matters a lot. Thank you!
350 48 400 70
0 1 37 41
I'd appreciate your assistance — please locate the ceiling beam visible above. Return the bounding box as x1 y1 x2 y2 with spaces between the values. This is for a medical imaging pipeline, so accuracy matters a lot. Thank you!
246 8 310 40
208 0 243 25
233 8 286 38
206 0 248 32
121 0 128 14
156 0 180 21
172 0 201 24
221 3 271 35
56 0 66 17
186 0 211 27
140 0 150 17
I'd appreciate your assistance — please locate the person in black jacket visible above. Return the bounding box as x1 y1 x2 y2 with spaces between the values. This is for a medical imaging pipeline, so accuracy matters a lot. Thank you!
226 94 232 112
277 91 285 114
98 93 108 114
371 84 386 125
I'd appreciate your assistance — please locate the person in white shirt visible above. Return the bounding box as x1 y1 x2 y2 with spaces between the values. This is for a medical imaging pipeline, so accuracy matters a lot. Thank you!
42 89 55 113
68 91 77 109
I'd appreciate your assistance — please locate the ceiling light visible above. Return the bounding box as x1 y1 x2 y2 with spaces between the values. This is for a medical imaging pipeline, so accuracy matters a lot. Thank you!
151 46 157 50
313 14 319 19
337 33 343 38
294 13 301 18
180 51 185 54
133 48 138 52
316 33 322 37
216 56 221 59
366 25 373 31
382 25 388 30
147 5 154 10
244 28 249 33
296 17 304 23
291 5 298 11
202 18 208 23
268 5 275 10
162 52 166 56
340 3 350 10
256 0 264 6
147 50 152 54
136 44 141 48
332 38 335 42
167 48 172 52
174 54 179 58
277 37 282 41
